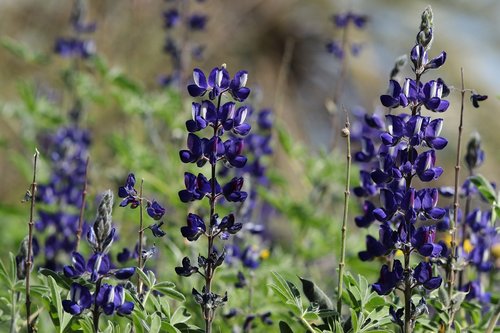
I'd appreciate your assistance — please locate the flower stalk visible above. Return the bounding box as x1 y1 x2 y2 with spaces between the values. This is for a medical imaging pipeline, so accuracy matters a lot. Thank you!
337 112 351 313
25 149 39 333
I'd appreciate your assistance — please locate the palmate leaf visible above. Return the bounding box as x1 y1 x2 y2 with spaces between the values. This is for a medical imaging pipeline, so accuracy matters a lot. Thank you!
269 272 302 315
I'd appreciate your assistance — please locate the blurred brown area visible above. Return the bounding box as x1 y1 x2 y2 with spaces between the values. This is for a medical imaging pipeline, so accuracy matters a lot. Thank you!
1 0 499 205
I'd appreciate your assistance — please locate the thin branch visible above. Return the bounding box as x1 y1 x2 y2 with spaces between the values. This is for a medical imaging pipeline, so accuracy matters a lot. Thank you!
25 149 39 333
337 110 351 313
447 68 465 330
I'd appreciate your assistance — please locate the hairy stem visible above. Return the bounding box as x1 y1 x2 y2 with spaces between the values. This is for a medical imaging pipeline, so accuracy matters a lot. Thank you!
337 112 351 313
137 179 145 295
75 156 90 252
25 149 39 333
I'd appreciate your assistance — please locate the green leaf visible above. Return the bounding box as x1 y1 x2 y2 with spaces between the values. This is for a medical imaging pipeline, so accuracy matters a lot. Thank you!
150 313 161 333
299 277 334 310
0 258 13 288
451 291 469 312
44 275 68 333
170 307 191 325
302 311 320 322
9 253 17 286
39 268 72 290
350 308 359 333
153 285 185 302
136 268 151 289
364 294 385 312
469 175 497 204
279 321 294 333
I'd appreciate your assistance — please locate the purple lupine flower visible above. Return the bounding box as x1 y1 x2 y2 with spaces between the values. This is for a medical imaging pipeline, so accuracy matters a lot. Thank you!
181 213 206 241
423 118 447 149
188 14 208 30
98 284 134 316
326 40 344 59
188 69 210 97
229 71 251 102
62 283 92 315
54 38 95 58
421 80 449 112
175 257 199 277
465 133 484 170
411 226 443 257
372 260 404 295
461 280 491 303
87 253 111 282
178 172 210 202
63 252 87 278
146 200 166 220
180 133 205 164
371 154 403 184
148 221 167 237
415 188 446 220
413 262 442 290
354 137 376 162
353 171 377 197
380 80 409 108
163 9 180 28
217 213 243 236
118 173 140 208
470 93 488 108
354 200 377 227
114 267 136 280
186 102 210 132
222 177 247 202
208 66 231 99
380 115 406 146
223 138 247 168
373 189 401 222
414 150 443 182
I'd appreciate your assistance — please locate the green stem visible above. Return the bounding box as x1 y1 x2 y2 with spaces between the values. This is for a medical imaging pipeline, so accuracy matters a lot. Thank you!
9 292 18 333
300 314 316 333
486 305 500 333
337 112 351 314
25 149 39 333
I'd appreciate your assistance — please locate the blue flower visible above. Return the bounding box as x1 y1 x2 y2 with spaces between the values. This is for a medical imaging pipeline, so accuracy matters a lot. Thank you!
149 221 167 237
380 80 409 108
188 14 208 31
62 283 92 315
413 262 442 290
163 9 180 28
229 71 250 102
372 260 403 295
146 200 166 220
118 173 140 208
178 172 212 202
222 177 247 202
181 213 206 241
470 93 487 108
175 257 199 277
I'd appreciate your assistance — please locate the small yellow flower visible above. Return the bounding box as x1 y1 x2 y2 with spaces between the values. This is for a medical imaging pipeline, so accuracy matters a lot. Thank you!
491 243 500 259
260 249 270 260
463 239 474 254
